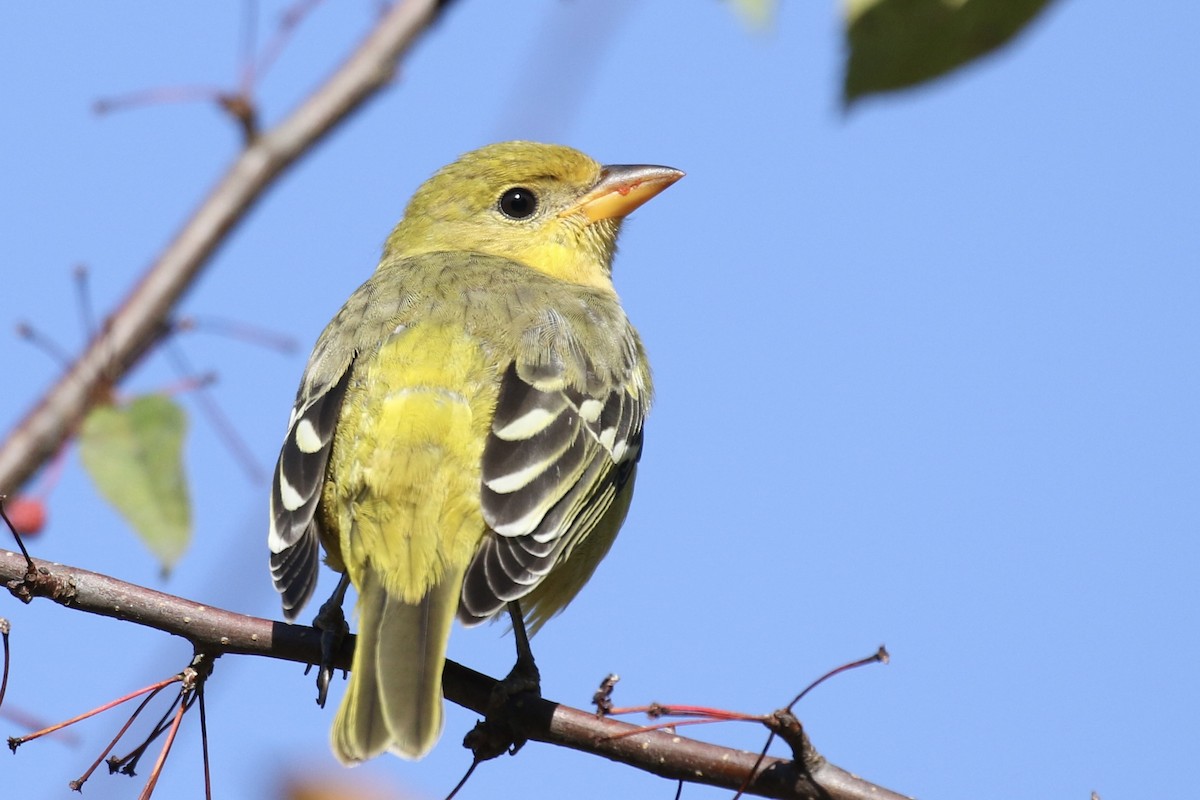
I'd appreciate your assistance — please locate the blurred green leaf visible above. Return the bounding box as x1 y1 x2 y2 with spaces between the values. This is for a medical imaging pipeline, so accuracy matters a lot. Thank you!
844 0 1056 105
79 394 191 572
727 0 777 29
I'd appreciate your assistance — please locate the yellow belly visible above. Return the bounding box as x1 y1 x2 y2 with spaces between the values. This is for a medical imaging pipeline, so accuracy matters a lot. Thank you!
323 323 498 604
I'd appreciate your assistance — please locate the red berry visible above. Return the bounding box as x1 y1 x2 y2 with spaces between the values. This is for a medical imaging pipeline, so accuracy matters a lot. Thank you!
5 497 46 536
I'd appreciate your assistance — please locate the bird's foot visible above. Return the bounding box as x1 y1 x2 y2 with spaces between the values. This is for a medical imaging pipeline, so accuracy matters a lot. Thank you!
491 650 542 709
306 575 350 707
464 658 542 762
462 600 542 761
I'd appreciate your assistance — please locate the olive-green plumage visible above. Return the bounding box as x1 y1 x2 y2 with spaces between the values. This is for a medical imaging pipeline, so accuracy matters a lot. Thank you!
268 141 681 762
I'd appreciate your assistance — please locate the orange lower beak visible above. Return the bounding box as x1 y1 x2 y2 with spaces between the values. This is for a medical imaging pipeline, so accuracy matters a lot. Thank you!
569 164 685 223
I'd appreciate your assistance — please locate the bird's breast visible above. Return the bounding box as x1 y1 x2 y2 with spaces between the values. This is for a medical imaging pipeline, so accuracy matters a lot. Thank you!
327 323 498 603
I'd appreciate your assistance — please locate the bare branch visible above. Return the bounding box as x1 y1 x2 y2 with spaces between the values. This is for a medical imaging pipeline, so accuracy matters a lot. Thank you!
0 548 911 800
0 0 446 495
3 7 916 799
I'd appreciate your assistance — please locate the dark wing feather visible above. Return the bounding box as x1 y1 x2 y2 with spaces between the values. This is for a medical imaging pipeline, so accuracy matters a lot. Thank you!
459 363 645 623
268 362 353 620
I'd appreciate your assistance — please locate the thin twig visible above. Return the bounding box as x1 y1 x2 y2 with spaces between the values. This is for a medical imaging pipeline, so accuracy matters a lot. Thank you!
70 681 173 791
603 715 760 742
74 264 98 340
0 617 9 712
137 687 190 800
733 649 891 800
248 0 328 93
163 341 267 484
0 498 33 569
199 680 212 800
0 0 445 497
785 647 889 712
443 758 480 800
14 322 73 369
9 675 180 751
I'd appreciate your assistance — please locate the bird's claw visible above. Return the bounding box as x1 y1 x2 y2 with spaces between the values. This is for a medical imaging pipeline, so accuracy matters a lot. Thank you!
490 652 541 711
465 658 542 762
310 576 351 708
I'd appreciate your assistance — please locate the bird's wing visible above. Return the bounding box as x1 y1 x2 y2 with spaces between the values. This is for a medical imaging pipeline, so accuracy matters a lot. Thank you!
268 357 354 620
460 357 646 624
267 260 423 620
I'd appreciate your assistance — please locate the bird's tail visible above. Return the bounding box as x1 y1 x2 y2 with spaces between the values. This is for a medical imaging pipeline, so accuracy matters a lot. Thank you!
331 565 462 763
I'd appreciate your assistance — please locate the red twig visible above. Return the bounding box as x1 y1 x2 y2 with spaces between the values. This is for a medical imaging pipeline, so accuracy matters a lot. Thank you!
8 675 180 751
733 648 891 800
70 681 174 791
137 686 190 800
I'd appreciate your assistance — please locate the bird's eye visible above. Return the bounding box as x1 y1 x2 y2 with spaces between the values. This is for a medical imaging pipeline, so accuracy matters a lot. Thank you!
498 187 538 220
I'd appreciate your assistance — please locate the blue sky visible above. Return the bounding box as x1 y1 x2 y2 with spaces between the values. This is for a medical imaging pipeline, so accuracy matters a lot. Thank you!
2 2 1197 798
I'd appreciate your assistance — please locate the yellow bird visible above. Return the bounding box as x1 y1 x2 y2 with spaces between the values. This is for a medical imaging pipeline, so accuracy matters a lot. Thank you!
268 141 682 762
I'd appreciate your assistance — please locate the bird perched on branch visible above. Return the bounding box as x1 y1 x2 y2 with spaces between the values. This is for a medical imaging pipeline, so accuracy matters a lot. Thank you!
267 141 682 762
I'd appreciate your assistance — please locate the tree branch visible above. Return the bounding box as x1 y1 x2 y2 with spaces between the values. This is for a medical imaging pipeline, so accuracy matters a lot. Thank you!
0 548 912 800
0 0 446 496
2 8 916 799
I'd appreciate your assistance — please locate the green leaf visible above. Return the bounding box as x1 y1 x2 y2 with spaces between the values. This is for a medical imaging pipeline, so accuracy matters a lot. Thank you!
79 394 191 573
844 0 1057 105
727 0 777 29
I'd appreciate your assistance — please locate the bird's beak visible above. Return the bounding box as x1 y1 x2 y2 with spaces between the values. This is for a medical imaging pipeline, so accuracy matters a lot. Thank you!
568 164 685 223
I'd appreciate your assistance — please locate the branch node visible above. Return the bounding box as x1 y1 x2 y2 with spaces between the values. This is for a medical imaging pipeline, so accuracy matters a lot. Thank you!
186 650 218 686
592 673 619 717
216 92 260 144
765 709 824 772
5 563 76 606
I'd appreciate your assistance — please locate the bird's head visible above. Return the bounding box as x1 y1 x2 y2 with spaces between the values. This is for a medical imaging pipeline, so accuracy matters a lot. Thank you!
384 141 683 290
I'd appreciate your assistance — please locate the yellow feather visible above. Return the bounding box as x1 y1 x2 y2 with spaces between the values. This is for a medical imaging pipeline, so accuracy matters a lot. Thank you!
327 324 495 603
272 141 681 763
